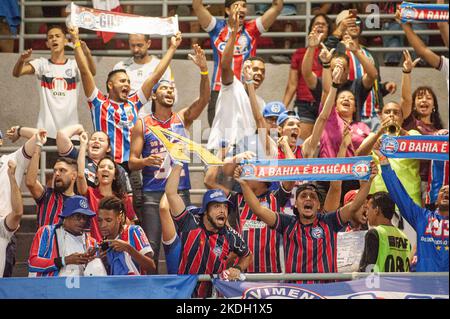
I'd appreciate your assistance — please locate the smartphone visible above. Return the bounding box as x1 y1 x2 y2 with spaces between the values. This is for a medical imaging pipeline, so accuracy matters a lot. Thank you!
349 9 357 18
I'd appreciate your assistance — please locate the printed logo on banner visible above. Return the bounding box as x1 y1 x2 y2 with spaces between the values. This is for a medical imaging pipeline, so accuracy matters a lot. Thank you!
242 164 256 178
78 11 97 29
381 136 399 155
311 226 324 239
402 6 417 20
352 161 370 178
243 285 325 299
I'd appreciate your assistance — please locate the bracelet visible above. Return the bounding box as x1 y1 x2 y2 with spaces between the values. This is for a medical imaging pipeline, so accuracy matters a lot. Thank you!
322 63 330 69
74 41 81 49
402 69 411 74
17 126 22 137
35 141 43 148
245 80 254 85
332 82 340 88
61 256 66 267
200 70 209 75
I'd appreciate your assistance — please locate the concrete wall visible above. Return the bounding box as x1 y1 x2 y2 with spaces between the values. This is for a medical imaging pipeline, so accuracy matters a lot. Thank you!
0 52 448 147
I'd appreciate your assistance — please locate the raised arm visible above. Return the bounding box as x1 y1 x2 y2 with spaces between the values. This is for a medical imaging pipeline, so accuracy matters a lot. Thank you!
260 0 283 30
234 166 277 227
12 49 35 77
76 132 89 196
141 33 182 101
400 50 421 119
222 151 256 177
192 0 214 30
68 26 96 98
301 30 325 90
56 124 84 156
25 130 47 200
283 68 298 109
178 44 210 129
397 11 441 68
204 147 232 195
160 194 177 243
318 43 335 94
6 161 23 231
128 120 164 171
221 8 239 85
80 41 97 76
338 162 377 223
165 163 187 217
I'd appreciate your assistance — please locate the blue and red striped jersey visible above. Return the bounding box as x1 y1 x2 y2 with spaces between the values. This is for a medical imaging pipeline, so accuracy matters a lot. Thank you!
88 87 146 163
273 210 344 281
119 224 154 274
278 145 303 160
35 187 70 227
229 188 291 273
206 17 265 92
174 209 250 297
141 113 191 192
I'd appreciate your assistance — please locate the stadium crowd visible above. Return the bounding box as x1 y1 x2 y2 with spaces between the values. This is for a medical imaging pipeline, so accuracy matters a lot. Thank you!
0 0 448 298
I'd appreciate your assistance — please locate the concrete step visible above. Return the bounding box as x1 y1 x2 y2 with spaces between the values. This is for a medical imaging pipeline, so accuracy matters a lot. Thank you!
19 214 37 233
15 232 34 265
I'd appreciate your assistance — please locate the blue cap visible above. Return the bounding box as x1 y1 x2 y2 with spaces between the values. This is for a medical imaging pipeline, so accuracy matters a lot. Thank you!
263 101 286 118
152 79 174 94
201 189 233 214
59 195 96 219
276 110 301 126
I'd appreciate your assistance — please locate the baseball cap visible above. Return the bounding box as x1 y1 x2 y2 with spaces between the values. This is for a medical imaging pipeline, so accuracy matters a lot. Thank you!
276 110 301 127
263 101 286 118
295 183 323 202
225 0 246 8
152 79 174 94
59 195 96 219
201 189 234 214
343 189 359 206
335 10 363 27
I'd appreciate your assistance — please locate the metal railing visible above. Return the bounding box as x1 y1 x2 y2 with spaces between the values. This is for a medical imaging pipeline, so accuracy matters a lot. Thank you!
0 0 447 56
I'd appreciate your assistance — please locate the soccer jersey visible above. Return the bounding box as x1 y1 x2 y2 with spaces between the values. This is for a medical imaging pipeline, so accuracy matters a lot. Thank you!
36 187 70 227
0 147 31 218
118 224 154 274
0 217 19 278
205 17 266 91
114 56 174 117
85 187 137 242
381 164 449 271
29 58 81 139
278 145 303 160
141 113 191 192
273 210 345 281
174 209 250 297
88 87 146 163
163 234 182 275
290 47 323 103
228 187 291 273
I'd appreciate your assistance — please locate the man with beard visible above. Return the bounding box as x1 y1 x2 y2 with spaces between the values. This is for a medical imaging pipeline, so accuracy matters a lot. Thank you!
129 44 210 269
379 153 449 272
113 34 175 118
193 0 283 126
234 162 377 282
26 130 78 227
28 195 98 277
68 26 181 168
165 162 252 297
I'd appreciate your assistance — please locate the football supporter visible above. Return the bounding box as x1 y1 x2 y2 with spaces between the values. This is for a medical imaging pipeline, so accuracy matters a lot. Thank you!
98 196 156 275
0 126 39 276
0 160 23 278
28 195 98 277
379 153 449 272
76 131 138 242
283 14 332 140
68 25 181 167
114 33 175 118
25 130 78 227
359 192 412 272
192 0 283 126
234 162 377 282
56 125 131 194
166 162 252 297
12 25 96 166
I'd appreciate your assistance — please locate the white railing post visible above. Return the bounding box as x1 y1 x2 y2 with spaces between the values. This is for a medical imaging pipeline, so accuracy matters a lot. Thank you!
19 0 26 52
305 0 311 47
162 0 168 55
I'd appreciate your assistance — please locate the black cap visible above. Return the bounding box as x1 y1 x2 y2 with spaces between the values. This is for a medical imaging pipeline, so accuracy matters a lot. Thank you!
295 183 324 202
225 0 246 8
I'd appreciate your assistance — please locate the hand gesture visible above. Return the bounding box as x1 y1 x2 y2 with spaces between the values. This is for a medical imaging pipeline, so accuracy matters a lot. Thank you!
369 161 379 180
143 154 164 167
6 126 20 143
341 124 352 148
7 160 17 177
104 239 131 253
67 26 80 43
319 43 335 64
384 81 397 95
233 165 244 183
80 40 91 55
230 4 240 34
79 131 89 147
379 115 395 133
436 129 449 136
402 50 421 73
170 32 182 49
226 267 241 281
36 129 47 146
277 136 290 149
338 15 357 34
188 44 207 71
243 60 254 82
20 49 33 62
64 252 94 265
343 36 358 53
332 62 344 84
308 30 323 48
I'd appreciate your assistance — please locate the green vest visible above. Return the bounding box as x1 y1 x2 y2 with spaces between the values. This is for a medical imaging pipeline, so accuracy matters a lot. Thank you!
375 225 412 272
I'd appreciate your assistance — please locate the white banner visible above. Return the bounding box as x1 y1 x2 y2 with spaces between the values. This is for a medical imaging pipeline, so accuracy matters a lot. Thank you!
68 2 179 36
337 230 367 273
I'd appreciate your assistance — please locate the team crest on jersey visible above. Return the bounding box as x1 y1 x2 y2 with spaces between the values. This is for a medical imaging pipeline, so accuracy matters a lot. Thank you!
65 69 73 77
243 285 325 299
381 136 399 155
311 226 324 239
213 242 223 257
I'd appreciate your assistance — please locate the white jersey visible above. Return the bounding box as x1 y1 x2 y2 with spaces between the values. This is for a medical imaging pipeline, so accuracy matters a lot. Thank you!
207 76 265 150
0 217 19 277
0 147 30 218
439 56 449 110
114 56 174 117
29 57 81 139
